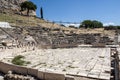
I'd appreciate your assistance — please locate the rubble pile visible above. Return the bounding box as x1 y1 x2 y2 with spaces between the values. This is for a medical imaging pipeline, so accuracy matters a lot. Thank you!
4 71 36 80
0 26 115 49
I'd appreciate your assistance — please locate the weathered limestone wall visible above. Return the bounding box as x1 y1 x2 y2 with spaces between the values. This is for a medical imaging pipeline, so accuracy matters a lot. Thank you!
0 62 65 80
0 61 98 80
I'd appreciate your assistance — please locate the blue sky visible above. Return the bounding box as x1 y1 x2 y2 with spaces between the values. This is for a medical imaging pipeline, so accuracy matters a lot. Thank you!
30 0 120 25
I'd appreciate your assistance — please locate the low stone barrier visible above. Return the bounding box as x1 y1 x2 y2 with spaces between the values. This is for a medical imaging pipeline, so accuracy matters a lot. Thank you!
0 62 13 74
37 71 44 80
13 66 28 75
0 62 68 80
0 62 28 75
27 68 38 78
65 75 74 80
44 72 65 80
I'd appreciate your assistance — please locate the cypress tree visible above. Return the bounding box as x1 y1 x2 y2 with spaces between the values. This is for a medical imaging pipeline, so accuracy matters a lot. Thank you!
40 7 43 19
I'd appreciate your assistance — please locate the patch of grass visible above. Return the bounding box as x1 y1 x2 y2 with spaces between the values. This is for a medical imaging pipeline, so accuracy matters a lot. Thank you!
26 61 31 64
12 55 25 65
62 69 66 71
99 56 105 58
12 55 30 66
67 65 76 68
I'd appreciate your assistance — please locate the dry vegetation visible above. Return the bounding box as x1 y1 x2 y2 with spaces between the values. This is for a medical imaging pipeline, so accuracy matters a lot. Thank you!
0 13 69 29
0 13 116 36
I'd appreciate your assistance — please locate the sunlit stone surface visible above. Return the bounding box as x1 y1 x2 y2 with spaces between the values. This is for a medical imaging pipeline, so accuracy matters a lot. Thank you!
0 47 111 79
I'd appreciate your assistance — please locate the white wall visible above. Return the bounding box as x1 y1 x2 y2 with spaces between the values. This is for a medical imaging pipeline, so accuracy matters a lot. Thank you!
118 34 120 42
0 22 11 28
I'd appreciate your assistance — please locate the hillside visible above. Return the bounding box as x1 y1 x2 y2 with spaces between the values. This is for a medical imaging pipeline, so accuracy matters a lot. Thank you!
0 13 72 31
0 0 117 49
0 0 116 36
0 13 116 49
0 13 116 36
0 0 26 12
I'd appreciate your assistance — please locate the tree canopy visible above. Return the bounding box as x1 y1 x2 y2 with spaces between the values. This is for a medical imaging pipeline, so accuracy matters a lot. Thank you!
20 1 37 16
80 20 103 28
104 25 120 30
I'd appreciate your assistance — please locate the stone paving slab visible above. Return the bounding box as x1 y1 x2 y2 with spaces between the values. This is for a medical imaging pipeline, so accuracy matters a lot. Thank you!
0 48 111 80
99 73 110 80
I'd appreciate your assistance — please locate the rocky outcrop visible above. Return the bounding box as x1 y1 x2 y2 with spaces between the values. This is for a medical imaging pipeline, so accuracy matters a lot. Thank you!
0 0 36 16
0 0 26 10
0 0 35 15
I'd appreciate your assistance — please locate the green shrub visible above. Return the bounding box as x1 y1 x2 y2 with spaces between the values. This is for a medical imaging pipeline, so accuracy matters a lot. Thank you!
26 61 31 64
12 55 26 66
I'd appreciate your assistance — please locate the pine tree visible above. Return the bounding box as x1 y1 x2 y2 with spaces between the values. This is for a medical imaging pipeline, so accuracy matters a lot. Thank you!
20 1 37 16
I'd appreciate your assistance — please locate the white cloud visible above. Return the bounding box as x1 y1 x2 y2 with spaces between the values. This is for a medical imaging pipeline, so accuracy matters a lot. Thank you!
64 23 80 27
103 22 115 26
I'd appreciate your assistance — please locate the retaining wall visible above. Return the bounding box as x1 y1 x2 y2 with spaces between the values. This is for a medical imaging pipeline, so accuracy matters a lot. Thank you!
0 62 68 80
0 61 102 80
